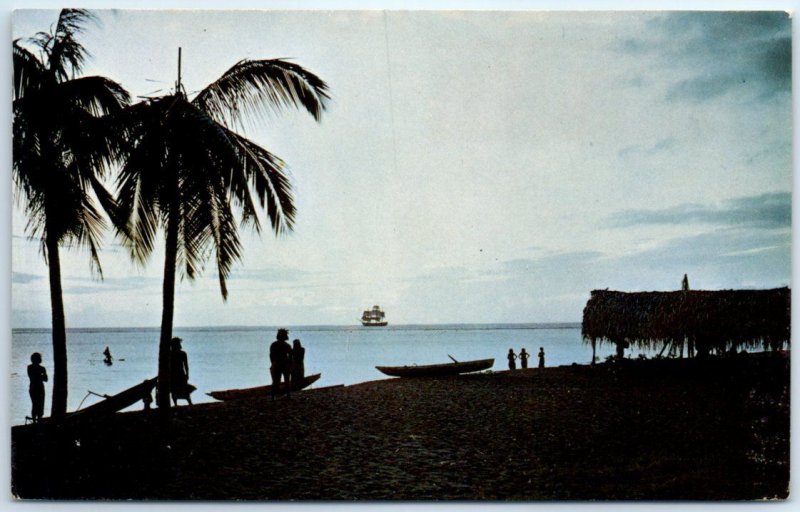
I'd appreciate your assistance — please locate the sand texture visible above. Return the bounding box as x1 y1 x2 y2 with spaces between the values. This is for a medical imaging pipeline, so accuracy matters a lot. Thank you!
11 354 789 500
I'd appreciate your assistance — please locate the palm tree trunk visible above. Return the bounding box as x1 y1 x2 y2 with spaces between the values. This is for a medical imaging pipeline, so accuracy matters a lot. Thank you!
157 206 179 409
46 231 68 418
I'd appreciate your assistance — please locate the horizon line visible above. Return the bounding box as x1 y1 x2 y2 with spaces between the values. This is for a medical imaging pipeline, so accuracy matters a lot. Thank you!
11 321 583 331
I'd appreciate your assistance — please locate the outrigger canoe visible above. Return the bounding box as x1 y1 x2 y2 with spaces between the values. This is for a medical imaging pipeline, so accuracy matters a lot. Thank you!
207 373 321 401
376 358 494 378
68 377 158 422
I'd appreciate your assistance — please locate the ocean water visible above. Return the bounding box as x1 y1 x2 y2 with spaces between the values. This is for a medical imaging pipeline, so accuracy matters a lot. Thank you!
11 323 631 425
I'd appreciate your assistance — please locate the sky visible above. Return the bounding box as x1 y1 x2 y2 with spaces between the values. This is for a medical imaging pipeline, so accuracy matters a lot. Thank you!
9 6 793 328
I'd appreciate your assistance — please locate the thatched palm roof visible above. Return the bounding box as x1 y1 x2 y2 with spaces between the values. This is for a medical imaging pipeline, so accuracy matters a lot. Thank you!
582 287 790 352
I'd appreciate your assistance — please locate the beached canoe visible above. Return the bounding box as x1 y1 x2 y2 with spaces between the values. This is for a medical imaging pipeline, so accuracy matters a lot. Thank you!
207 373 321 401
69 377 158 421
375 358 494 378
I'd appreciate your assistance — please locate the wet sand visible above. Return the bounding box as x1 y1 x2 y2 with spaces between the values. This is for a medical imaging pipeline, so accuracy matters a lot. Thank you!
11 354 789 500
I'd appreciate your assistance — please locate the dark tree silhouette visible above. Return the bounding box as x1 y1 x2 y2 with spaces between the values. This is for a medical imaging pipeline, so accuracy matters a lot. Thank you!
115 52 329 408
13 9 130 418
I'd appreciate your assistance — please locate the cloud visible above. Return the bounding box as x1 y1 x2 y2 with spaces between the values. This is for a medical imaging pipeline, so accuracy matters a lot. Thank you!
608 192 790 229
621 11 791 102
12 272 44 284
227 266 323 283
618 137 677 159
499 251 604 276
62 275 163 295
608 227 791 291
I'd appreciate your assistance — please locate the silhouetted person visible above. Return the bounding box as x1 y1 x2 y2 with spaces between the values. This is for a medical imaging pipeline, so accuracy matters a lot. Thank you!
170 337 195 406
27 352 48 423
142 389 153 410
519 348 529 369
270 329 293 399
103 346 113 365
538 347 545 369
291 339 306 387
616 340 630 360
507 348 517 370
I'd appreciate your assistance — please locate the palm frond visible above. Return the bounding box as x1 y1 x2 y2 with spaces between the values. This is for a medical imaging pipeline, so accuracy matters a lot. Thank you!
49 9 97 80
116 53 328 302
74 194 108 279
54 76 131 117
193 58 330 130
13 41 46 100
228 132 294 235
114 136 167 265
180 182 242 299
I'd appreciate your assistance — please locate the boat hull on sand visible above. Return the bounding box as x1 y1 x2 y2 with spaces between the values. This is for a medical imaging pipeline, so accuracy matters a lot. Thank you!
207 373 321 401
375 358 494 378
68 377 158 422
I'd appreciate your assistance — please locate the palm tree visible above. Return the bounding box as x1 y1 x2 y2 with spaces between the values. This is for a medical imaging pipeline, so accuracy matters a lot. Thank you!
13 9 130 418
116 51 329 408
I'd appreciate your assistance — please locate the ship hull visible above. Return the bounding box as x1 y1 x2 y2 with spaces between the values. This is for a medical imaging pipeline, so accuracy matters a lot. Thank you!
361 321 388 327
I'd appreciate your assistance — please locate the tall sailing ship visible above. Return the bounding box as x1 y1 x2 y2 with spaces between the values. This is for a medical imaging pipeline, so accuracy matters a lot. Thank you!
361 305 388 327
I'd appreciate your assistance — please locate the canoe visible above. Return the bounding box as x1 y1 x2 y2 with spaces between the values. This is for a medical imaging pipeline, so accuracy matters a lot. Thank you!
207 373 321 401
375 358 494 378
69 377 158 421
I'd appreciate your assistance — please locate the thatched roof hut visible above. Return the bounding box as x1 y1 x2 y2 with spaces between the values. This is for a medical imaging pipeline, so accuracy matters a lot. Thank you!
582 287 790 358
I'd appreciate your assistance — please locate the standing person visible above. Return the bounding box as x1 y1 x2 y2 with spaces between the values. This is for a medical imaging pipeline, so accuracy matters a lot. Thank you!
538 347 546 369
170 337 195 405
507 348 517 370
27 353 48 423
519 348 530 369
269 329 293 399
291 339 306 387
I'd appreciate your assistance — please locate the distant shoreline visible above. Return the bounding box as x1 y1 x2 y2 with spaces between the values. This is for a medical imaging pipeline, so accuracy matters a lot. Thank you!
11 322 583 333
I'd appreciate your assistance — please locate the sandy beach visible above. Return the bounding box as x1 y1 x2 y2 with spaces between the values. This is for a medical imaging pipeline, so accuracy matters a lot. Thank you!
11 353 789 500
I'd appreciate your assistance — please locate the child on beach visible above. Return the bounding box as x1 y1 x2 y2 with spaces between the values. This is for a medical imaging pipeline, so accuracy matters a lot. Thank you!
507 348 517 370
519 348 529 369
27 352 48 423
538 347 545 368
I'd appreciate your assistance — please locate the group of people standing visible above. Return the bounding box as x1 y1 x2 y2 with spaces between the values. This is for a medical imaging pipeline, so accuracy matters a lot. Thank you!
25 329 305 421
269 328 306 399
507 347 545 370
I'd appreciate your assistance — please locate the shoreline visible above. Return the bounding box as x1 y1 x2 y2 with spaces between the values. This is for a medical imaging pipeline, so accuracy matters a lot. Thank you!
11 354 790 500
